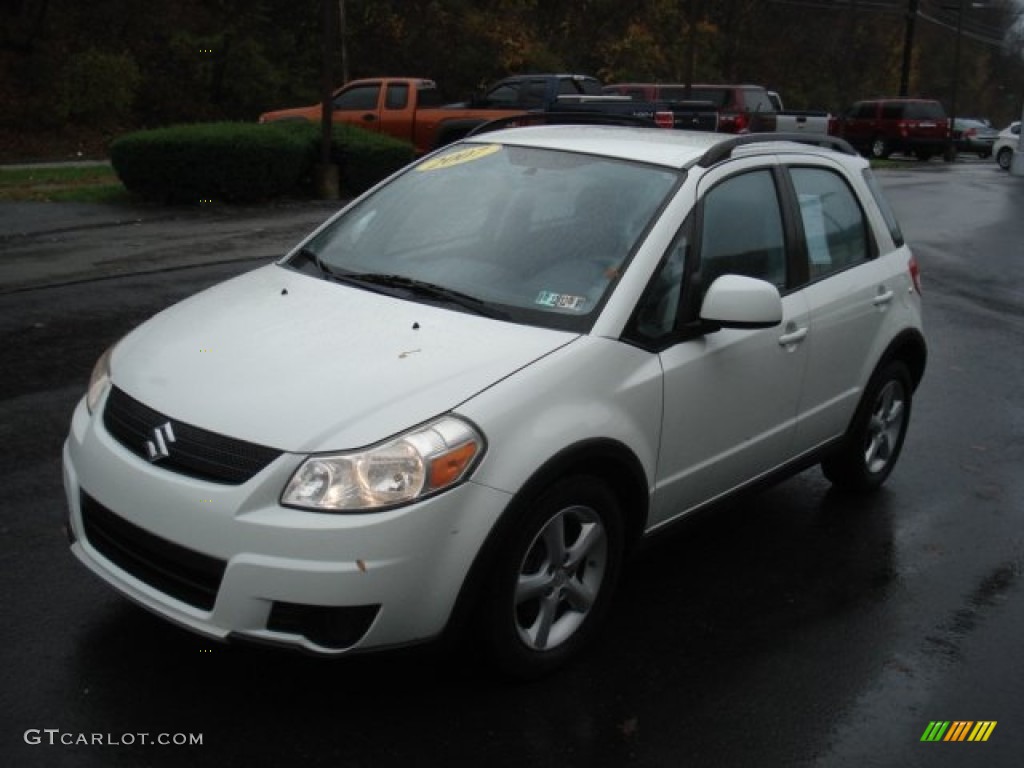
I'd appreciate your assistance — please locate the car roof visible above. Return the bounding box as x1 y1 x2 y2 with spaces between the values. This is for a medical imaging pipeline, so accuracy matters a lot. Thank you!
462 124 860 170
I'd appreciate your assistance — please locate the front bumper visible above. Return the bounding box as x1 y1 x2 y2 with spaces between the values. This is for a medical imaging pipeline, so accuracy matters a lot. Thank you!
63 394 510 654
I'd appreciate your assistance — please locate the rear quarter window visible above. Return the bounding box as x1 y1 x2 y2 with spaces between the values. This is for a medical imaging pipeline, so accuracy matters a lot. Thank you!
905 102 946 120
862 169 905 247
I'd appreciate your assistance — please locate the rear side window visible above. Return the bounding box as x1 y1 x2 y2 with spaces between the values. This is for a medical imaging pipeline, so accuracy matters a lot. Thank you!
862 169 905 247
741 89 774 112
385 84 409 110
881 102 903 119
790 168 872 279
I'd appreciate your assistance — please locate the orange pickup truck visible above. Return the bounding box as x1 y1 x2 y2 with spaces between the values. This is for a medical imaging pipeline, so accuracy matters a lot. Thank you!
258 76 579 155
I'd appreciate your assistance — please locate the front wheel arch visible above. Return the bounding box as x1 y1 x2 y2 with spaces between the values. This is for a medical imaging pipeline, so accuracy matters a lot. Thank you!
439 439 648 665
480 474 626 677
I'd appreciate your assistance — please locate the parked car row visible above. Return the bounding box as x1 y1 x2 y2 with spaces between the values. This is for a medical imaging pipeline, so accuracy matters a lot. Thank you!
258 75 1020 167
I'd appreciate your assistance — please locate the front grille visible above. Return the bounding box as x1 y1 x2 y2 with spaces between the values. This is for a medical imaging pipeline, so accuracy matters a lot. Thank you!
80 493 226 611
103 386 282 485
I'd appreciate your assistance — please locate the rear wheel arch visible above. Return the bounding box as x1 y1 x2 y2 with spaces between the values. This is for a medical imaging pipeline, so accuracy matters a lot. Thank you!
822 330 926 492
874 329 927 392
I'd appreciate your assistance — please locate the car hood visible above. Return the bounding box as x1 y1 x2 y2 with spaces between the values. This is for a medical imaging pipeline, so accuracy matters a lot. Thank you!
111 265 576 452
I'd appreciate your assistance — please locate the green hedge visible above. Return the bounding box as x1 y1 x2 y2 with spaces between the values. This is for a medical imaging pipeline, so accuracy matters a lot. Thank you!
110 121 414 203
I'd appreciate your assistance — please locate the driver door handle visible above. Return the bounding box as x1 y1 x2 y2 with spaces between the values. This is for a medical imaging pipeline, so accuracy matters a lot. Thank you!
778 325 808 347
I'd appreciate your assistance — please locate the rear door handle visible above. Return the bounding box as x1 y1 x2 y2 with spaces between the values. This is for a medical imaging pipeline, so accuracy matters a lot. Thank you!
873 287 895 307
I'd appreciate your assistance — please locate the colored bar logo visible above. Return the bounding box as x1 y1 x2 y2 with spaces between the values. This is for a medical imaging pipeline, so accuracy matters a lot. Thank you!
920 721 997 742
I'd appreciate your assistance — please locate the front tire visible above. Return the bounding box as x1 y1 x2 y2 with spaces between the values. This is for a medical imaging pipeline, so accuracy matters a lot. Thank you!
870 137 890 159
822 361 912 492
482 476 623 678
997 147 1013 170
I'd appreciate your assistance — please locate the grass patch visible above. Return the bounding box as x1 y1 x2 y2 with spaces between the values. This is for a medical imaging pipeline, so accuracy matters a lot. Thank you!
0 164 129 202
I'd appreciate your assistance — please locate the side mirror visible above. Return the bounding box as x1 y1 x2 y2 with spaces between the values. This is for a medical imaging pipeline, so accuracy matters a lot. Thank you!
700 274 783 329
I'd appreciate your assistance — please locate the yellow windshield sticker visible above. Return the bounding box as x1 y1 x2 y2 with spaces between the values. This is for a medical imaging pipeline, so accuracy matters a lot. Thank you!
417 144 501 171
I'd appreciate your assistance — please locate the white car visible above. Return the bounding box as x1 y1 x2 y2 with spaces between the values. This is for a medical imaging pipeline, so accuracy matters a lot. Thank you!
994 121 1020 170
64 126 926 677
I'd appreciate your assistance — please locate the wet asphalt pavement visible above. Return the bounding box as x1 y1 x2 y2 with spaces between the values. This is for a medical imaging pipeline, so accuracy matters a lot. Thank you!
0 161 1022 767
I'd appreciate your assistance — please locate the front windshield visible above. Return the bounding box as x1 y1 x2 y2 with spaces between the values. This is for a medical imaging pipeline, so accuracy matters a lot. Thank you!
290 141 681 331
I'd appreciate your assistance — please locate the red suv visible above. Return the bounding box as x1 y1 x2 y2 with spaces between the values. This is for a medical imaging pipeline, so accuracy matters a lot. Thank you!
602 83 775 133
837 99 950 160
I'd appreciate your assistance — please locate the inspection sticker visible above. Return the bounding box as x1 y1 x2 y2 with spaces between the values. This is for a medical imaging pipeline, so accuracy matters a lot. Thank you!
417 144 501 171
535 291 587 311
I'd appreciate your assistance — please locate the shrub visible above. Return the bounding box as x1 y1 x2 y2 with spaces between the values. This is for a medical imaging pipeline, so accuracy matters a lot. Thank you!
109 121 414 203
111 122 314 203
331 124 416 195
269 122 415 195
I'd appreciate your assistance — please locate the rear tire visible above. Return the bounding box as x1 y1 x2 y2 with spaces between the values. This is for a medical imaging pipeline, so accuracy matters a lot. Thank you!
481 476 623 678
997 147 1013 170
822 361 912 493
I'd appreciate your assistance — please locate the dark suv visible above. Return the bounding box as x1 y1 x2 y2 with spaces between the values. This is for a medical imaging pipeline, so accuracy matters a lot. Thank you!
838 99 950 160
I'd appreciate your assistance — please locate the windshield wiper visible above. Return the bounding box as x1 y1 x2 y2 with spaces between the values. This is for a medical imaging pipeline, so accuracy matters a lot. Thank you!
292 247 335 279
291 250 397 296
346 273 508 319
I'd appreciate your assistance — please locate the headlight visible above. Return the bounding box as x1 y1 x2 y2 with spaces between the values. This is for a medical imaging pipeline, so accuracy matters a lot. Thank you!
86 344 115 413
281 416 484 512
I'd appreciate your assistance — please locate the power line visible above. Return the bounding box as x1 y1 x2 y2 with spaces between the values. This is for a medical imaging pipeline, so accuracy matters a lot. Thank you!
768 0 1014 46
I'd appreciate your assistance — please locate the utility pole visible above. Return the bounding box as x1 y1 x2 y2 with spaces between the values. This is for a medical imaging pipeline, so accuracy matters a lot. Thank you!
316 0 340 199
947 0 964 160
899 0 920 97
339 0 349 85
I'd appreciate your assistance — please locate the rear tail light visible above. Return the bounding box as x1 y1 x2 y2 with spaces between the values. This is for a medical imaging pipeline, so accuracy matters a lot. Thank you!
719 112 749 134
908 253 922 295
654 111 674 129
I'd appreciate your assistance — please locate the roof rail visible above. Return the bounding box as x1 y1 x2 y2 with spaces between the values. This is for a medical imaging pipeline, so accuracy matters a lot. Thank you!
696 133 857 167
466 111 656 138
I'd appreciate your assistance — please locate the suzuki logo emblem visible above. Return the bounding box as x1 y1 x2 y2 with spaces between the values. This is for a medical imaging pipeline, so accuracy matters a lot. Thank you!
145 422 176 462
